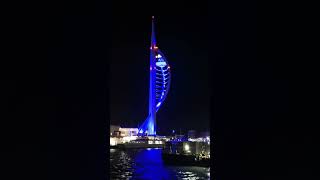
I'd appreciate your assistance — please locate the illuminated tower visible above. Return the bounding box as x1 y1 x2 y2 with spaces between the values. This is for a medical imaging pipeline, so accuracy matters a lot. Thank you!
138 16 171 136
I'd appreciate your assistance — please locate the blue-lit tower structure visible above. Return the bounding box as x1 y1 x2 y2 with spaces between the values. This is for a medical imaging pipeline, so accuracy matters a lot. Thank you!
138 16 171 136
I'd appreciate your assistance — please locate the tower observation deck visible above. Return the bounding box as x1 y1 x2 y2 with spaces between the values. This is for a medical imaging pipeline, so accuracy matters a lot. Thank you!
138 16 171 136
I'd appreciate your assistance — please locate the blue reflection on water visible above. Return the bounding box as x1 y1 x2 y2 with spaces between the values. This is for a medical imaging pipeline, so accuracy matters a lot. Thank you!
132 148 171 180
110 148 210 180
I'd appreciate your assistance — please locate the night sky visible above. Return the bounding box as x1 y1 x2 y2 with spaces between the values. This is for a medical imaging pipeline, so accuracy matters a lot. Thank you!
3 0 316 180
110 15 209 134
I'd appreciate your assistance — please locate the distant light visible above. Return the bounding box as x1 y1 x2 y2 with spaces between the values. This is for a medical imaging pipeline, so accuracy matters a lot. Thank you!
184 144 190 151
150 67 152 71
148 141 153 144
110 138 116 146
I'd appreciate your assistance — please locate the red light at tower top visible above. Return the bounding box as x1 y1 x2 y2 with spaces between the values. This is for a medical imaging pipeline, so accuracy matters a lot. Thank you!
150 46 158 50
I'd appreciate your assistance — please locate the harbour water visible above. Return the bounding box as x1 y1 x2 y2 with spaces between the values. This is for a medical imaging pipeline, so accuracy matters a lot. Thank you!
110 148 210 180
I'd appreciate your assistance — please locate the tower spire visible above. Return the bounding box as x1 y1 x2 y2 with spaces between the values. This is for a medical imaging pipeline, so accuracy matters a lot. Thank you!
151 16 156 48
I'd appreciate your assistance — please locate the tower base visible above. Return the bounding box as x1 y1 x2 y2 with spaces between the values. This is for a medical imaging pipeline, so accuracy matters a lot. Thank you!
138 114 156 136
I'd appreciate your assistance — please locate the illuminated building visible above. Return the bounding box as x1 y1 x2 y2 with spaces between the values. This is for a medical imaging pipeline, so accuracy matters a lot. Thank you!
118 127 139 137
138 16 171 136
110 125 138 137
110 125 120 136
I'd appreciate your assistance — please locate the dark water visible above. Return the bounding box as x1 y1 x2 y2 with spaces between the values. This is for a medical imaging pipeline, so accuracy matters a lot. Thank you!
110 148 210 180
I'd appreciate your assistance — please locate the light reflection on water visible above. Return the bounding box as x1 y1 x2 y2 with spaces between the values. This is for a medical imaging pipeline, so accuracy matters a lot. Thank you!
110 148 210 180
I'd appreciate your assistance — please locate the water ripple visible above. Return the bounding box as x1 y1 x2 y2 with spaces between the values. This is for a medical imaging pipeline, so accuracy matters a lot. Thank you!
110 149 210 180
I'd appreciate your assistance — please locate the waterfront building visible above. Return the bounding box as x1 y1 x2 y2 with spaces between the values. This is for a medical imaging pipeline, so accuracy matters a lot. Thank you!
118 127 139 137
110 125 120 136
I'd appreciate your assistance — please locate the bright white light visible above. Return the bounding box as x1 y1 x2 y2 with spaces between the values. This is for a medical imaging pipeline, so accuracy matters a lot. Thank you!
110 138 116 146
156 61 167 67
122 136 137 143
148 141 153 144
184 144 190 151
